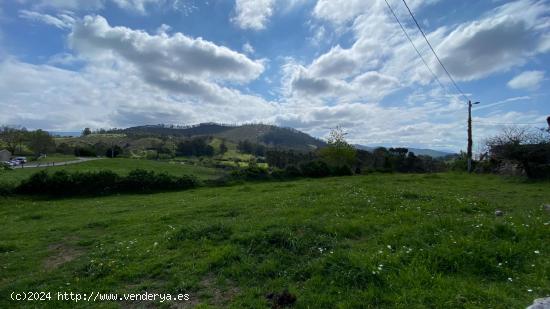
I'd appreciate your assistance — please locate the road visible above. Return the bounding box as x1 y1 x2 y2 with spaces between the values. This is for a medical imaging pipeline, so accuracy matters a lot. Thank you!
13 157 102 168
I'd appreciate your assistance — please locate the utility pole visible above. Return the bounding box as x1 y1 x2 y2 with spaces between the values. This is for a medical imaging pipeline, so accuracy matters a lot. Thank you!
467 100 480 173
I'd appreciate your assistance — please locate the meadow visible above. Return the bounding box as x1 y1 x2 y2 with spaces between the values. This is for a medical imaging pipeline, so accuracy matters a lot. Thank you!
0 172 548 308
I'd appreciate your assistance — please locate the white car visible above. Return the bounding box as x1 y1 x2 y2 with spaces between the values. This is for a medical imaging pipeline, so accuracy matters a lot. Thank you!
14 157 27 164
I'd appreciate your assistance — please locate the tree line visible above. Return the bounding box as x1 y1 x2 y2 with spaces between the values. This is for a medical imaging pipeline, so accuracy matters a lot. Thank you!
0 126 55 157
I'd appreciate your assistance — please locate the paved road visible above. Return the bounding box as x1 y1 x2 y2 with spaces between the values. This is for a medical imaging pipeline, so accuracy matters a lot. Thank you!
13 157 102 168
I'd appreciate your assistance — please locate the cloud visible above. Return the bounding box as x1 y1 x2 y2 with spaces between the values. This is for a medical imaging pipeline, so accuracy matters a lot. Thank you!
110 0 161 13
28 0 105 11
232 0 274 30
242 42 255 54
20 0 165 14
0 57 276 130
507 70 545 90
0 14 276 130
18 10 75 29
313 0 437 26
434 0 550 81
70 15 265 95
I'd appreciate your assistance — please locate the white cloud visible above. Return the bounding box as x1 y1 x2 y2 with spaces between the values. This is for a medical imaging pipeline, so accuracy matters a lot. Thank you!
0 14 275 130
110 0 161 14
242 42 255 54
434 0 550 81
30 0 105 11
507 70 545 90
0 57 276 130
232 0 274 30
19 10 75 29
20 0 164 14
313 0 437 26
70 15 265 91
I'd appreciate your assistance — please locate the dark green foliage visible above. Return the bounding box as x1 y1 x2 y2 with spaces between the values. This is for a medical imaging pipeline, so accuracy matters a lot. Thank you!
73 146 97 157
14 169 198 196
496 143 550 179
231 166 270 180
219 141 228 154
284 165 302 177
331 164 353 176
299 160 330 178
55 143 74 155
0 182 14 196
485 127 550 179
266 149 315 169
176 137 214 157
105 145 122 158
237 140 266 156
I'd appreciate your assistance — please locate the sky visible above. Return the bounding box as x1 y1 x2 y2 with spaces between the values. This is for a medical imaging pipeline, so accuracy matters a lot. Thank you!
0 0 549 152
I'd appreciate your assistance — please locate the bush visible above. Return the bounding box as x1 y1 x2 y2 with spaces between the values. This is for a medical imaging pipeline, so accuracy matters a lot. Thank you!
74 146 96 157
16 169 198 196
331 164 353 176
0 182 15 196
231 166 270 180
1 162 13 171
284 165 302 177
300 160 331 178
120 169 198 192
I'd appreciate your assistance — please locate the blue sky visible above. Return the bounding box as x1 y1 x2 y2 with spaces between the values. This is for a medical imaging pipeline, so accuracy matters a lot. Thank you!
0 0 549 151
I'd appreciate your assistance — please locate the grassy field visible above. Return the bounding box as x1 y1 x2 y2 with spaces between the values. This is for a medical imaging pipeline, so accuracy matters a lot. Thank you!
30 155 79 163
0 158 224 185
0 173 548 308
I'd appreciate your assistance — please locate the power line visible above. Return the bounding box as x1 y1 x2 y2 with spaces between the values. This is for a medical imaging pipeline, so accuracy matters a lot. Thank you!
382 0 447 93
473 121 542 126
401 0 470 102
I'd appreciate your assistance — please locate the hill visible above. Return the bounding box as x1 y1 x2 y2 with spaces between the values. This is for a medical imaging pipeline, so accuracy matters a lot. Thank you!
120 123 326 151
354 144 454 158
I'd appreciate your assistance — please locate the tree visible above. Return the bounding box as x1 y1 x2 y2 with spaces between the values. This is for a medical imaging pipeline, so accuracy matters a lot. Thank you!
82 128 92 136
105 145 122 158
0 126 26 154
320 126 356 169
485 126 550 178
28 129 55 156
219 141 228 155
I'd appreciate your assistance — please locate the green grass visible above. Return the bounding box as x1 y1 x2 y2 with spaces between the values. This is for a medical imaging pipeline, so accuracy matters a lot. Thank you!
0 158 224 185
0 173 548 308
30 155 79 163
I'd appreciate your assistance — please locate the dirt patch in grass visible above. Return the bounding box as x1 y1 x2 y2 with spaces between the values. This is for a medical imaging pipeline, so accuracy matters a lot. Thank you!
197 273 240 307
43 242 84 271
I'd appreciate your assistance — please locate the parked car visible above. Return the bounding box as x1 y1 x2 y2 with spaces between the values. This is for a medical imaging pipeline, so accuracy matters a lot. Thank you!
14 157 27 164
3 160 16 167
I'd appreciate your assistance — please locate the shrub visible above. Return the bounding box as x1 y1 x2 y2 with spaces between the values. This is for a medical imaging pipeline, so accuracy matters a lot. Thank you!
331 164 353 176
231 166 270 180
0 182 15 196
284 165 302 177
16 169 198 196
300 160 330 178
1 162 13 171
74 146 96 157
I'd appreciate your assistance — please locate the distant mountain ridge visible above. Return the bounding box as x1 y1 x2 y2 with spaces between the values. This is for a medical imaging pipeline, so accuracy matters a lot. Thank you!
354 144 455 158
119 123 326 151
114 123 454 157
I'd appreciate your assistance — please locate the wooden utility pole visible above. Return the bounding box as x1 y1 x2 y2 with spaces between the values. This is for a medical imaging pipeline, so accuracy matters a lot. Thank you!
467 100 480 173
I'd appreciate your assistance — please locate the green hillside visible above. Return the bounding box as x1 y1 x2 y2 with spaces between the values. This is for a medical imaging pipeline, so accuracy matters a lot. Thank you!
117 123 326 151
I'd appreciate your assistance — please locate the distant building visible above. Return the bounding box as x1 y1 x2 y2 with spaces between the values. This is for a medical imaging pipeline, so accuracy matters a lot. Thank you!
0 149 11 161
